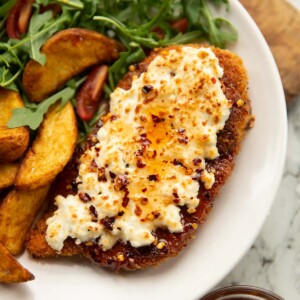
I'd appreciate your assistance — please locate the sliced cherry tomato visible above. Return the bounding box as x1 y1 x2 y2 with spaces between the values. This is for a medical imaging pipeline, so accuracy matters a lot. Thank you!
6 1 23 39
152 18 188 40
76 65 108 122
18 0 34 35
170 18 188 33
152 26 165 39
6 0 34 39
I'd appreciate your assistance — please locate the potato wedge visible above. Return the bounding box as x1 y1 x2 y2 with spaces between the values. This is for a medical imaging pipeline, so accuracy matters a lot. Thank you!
0 88 24 125
0 163 18 190
0 88 29 163
0 243 34 283
0 185 50 256
0 128 29 163
15 102 77 190
23 28 122 102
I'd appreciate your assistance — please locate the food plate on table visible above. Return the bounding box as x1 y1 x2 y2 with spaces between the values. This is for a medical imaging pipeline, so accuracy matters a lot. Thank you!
0 0 287 299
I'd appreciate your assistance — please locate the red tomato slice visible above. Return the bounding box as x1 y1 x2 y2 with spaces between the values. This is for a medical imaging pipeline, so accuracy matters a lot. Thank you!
6 1 22 39
18 0 34 35
170 18 188 33
6 0 34 39
76 65 108 122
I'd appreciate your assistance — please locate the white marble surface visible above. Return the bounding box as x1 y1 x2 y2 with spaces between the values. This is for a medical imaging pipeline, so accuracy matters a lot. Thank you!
216 1 300 298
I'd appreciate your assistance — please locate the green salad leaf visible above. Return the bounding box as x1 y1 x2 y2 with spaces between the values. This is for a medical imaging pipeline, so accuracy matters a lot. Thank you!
0 0 16 18
8 77 85 130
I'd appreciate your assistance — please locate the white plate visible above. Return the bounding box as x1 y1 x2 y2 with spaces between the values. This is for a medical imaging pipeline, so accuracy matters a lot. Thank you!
1 1 287 299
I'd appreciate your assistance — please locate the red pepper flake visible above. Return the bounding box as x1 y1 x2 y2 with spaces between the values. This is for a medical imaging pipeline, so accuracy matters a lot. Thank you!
79 192 92 203
90 160 97 169
142 85 154 93
134 205 142 217
143 90 158 104
168 115 174 119
89 205 98 221
148 174 158 181
140 197 148 205
206 108 212 114
170 72 176 77
135 105 141 114
122 189 130 207
140 134 151 147
109 171 116 179
140 115 147 122
153 212 161 219
173 199 180 204
114 175 129 191
103 217 115 231
172 159 183 167
146 149 157 159
135 148 144 157
192 175 200 181
211 77 216 84
98 167 107 182
172 192 179 198
152 114 165 123
118 211 124 217
178 136 188 144
141 188 147 193
137 158 146 168
193 158 202 166
178 128 185 135
110 114 117 121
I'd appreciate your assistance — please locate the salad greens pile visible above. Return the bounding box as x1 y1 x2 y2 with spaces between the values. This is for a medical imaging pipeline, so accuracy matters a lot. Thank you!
0 0 237 137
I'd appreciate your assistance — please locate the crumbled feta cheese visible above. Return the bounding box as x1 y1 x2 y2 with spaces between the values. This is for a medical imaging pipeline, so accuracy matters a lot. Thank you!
46 46 231 251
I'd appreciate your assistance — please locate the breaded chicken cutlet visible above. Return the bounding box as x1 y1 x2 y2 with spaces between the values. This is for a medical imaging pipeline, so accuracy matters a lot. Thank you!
26 44 253 271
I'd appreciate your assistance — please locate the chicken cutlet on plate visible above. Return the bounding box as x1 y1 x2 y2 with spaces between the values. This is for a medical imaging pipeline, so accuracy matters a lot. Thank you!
26 44 253 271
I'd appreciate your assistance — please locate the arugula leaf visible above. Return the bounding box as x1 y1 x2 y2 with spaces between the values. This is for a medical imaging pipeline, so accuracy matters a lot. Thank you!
26 10 53 65
108 46 145 90
8 88 73 130
0 0 16 18
8 77 85 130
55 0 84 10
158 30 204 46
184 0 201 27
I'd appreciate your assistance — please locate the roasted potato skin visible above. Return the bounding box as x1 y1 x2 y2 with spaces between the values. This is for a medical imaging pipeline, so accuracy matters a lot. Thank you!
0 88 29 163
0 186 50 256
0 88 23 123
23 28 122 102
15 102 77 190
0 128 29 163
0 243 34 283
0 163 18 190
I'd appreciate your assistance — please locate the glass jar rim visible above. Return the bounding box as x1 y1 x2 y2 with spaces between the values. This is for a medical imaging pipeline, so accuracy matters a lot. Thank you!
200 285 285 300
